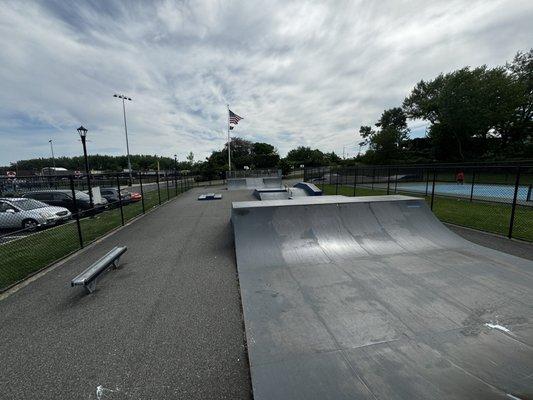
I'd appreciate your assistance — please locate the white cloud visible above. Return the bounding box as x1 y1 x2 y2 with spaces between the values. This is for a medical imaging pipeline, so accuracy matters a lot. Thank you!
0 0 531 165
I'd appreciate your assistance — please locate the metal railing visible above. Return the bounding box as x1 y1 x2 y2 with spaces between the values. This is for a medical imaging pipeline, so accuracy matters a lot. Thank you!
226 169 281 179
304 163 533 242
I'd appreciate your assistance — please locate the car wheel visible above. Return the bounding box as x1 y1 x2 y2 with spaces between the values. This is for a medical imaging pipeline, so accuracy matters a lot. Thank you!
22 219 39 231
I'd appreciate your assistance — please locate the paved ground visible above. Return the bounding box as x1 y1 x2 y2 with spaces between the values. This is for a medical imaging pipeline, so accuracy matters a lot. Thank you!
0 187 253 399
448 224 533 261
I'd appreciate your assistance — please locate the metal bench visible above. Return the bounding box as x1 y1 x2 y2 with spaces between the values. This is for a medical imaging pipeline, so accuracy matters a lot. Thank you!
71 246 127 293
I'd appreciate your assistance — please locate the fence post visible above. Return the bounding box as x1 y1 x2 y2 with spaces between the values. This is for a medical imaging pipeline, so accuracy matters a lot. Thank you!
394 166 399 193
344 166 348 186
174 168 178 196
139 172 145 213
425 168 429 196
165 171 170 200
386 167 391 195
69 176 84 249
469 169 476 202
371 168 375 190
430 168 436 210
116 174 124 226
508 166 521 239
353 166 357 196
156 172 161 205
335 166 339 195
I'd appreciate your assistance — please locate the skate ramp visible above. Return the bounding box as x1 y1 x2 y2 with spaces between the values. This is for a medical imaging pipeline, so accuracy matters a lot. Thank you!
227 177 283 190
232 195 533 399
254 187 310 201
293 181 322 196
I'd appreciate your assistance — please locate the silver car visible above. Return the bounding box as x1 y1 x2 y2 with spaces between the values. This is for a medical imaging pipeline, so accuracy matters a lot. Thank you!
0 198 72 231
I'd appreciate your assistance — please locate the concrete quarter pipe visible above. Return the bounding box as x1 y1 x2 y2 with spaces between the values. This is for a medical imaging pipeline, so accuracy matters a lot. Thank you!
231 195 533 399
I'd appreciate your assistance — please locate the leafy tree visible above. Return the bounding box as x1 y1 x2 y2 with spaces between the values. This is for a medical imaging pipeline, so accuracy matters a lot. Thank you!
358 108 410 163
285 146 327 166
403 56 530 161
186 151 195 164
277 158 292 177
502 49 533 147
324 152 342 164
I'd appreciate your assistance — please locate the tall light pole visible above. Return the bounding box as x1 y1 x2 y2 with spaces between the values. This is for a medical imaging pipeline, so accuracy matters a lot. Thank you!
49 139 56 169
114 94 133 186
77 126 93 208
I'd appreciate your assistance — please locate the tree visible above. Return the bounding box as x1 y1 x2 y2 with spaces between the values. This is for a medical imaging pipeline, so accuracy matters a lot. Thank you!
285 146 327 166
358 108 410 164
252 142 280 168
403 59 530 161
186 151 194 164
502 49 533 147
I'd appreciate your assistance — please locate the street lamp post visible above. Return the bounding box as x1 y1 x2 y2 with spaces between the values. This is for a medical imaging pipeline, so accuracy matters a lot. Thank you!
77 126 93 208
113 94 133 186
49 139 56 169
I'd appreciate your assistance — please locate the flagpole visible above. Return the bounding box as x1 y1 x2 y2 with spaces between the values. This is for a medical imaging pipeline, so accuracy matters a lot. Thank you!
227 104 231 174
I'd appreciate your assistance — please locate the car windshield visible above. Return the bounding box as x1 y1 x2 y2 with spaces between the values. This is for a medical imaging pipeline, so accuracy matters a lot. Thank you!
13 199 48 211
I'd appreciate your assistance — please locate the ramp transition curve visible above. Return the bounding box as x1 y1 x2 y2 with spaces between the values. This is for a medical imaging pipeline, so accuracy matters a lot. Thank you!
232 195 533 400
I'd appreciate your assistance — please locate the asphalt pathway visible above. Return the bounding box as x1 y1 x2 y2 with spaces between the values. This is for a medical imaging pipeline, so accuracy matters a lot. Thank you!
0 187 252 399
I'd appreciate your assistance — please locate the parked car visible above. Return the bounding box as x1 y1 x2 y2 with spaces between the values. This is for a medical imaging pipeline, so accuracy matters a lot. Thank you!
0 198 71 231
129 191 142 202
99 188 132 207
22 190 108 216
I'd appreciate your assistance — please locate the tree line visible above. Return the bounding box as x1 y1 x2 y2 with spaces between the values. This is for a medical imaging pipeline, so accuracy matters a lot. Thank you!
360 49 532 164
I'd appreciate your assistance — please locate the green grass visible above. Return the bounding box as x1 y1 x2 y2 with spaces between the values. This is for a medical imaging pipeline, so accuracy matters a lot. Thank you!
0 187 187 290
320 183 533 242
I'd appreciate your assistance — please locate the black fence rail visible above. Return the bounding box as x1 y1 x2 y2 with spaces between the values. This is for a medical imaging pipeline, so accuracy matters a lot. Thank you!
304 163 533 242
226 169 282 179
0 171 199 292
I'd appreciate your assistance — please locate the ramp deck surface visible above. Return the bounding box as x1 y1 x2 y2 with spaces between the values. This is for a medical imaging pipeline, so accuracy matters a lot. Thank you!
231 195 533 399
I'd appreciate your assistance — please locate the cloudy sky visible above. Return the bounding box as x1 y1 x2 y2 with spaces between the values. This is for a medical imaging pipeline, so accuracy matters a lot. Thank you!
0 0 531 165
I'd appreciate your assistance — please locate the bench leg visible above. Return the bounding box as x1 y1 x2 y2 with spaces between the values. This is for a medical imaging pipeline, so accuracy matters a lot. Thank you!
112 257 120 269
85 280 97 294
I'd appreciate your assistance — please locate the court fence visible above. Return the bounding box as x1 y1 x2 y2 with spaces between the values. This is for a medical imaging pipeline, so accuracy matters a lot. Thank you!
304 163 533 242
0 170 206 292
226 169 282 179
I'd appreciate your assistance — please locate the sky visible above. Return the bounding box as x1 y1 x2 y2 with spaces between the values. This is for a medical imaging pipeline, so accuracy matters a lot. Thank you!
0 0 532 166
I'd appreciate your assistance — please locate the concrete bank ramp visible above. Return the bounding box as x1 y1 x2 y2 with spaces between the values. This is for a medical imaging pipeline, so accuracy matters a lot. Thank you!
231 195 533 400
227 177 283 190
254 187 310 201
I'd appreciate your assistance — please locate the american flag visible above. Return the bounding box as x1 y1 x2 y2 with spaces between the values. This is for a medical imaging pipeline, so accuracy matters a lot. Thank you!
229 109 243 126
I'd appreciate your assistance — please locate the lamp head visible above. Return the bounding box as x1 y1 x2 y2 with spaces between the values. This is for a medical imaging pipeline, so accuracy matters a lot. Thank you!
77 126 88 138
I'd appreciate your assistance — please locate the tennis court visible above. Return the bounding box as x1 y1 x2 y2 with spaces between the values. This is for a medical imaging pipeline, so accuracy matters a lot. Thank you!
371 182 532 204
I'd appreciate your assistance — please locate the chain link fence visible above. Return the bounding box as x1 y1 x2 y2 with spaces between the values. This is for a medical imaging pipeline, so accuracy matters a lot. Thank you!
226 169 282 179
0 171 200 291
304 163 533 242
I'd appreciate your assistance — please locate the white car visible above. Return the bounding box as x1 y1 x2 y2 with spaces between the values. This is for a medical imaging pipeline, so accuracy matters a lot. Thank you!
0 198 72 231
